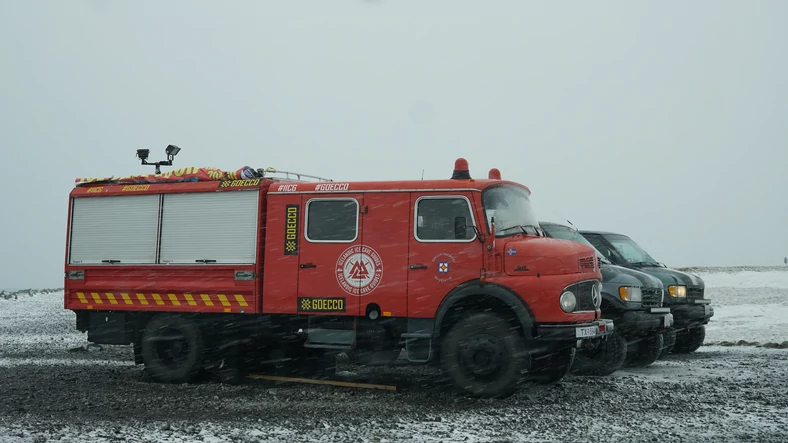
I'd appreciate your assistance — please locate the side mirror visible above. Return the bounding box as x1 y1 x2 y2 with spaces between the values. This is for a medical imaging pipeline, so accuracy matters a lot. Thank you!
454 216 467 239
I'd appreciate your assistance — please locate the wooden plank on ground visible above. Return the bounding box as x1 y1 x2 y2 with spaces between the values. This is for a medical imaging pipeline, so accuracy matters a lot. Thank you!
246 373 397 391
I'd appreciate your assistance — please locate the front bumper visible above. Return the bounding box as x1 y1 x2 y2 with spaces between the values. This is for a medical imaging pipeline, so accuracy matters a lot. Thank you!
670 300 714 328
615 308 673 332
535 319 614 341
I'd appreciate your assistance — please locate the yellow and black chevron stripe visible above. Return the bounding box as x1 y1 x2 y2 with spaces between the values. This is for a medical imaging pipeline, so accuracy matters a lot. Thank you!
70 291 252 313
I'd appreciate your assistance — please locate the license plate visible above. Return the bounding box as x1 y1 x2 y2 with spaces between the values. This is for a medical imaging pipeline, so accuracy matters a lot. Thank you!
575 326 597 338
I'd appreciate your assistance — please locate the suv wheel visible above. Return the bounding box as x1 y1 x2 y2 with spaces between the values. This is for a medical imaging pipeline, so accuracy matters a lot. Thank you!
572 329 627 376
672 326 706 354
624 333 663 368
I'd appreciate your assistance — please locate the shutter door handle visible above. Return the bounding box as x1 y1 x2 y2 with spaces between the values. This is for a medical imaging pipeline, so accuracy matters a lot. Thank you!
410 264 428 270
300 263 317 269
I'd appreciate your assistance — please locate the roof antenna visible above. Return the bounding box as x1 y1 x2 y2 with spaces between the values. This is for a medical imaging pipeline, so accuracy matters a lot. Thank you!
421 169 424 180
566 219 577 229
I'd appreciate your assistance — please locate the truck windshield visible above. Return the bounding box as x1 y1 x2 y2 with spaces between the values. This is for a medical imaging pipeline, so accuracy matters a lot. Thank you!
605 234 661 266
482 184 541 237
542 224 604 257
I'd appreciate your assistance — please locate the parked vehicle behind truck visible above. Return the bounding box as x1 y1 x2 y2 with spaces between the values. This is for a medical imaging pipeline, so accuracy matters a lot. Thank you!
540 222 673 375
63 151 612 398
578 230 713 354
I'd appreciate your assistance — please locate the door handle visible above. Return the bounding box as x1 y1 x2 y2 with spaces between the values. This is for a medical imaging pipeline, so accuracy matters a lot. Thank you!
409 264 428 270
300 263 317 269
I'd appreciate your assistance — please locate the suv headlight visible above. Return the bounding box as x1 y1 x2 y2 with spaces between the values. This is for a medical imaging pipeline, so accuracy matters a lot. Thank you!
668 285 687 298
559 291 577 312
618 286 642 302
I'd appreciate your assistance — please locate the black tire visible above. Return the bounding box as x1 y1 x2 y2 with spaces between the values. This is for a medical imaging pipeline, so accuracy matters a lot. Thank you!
529 345 576 383
440 312 528 399
141 315 204 383
659 329 677 359
571 330 627 376
624 333 663 368
672 326 706 354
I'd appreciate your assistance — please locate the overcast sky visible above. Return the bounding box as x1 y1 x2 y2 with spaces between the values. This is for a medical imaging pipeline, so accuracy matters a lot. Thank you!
1 0 786 288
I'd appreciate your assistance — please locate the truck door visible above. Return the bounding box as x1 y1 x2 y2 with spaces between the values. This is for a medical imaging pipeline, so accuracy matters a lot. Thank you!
358 192 410 317
297 194 364 316
406 193 484 317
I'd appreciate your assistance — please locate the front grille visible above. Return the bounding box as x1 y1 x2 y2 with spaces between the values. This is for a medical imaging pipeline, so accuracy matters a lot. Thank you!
578 256 596 270
641 288 662 308
687 286 704 301
574 280 598 311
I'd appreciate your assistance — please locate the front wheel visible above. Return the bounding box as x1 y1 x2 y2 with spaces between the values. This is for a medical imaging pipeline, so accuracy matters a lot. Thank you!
624 333 663 368
529 345 576 383
141 314 204 383
672 326 706 354
571 329 627 376
441 313 528 399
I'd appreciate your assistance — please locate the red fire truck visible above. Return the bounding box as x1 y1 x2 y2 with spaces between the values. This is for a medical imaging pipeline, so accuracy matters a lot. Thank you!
64 152 612 398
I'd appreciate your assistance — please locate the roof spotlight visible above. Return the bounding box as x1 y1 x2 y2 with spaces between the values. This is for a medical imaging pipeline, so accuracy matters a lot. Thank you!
166 145 181 157
137 144 182 174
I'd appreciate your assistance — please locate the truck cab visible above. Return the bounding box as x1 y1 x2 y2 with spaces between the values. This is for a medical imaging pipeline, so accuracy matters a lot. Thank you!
578 230 713 354
540 222 673 373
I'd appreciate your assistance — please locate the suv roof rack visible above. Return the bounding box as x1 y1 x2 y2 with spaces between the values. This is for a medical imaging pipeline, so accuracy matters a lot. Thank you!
258 167 332 182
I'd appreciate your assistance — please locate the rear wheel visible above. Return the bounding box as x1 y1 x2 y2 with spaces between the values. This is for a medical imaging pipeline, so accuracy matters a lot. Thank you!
441 313 528 399
624 333 663 368
529 345 576 383
141 315 204 383
672 326 705 354
571 329 627 376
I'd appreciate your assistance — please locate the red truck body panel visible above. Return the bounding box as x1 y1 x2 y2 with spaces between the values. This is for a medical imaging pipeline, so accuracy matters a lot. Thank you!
65 173 603 324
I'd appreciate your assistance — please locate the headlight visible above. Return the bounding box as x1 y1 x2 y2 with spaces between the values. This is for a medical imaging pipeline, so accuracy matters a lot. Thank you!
668 285 687 298
618 286 642 302
559 291 577 312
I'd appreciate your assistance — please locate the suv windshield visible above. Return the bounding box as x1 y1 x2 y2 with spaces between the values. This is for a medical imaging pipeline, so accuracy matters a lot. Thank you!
482 184 541 237
605 234 661 266
542 224 604 257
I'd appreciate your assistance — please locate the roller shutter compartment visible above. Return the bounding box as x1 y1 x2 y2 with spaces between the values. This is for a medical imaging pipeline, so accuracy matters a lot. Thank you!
69 194 160 264
159 190 259 264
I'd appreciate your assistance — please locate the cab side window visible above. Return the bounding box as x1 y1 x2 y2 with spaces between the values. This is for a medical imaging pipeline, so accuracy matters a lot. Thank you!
305 198 358 242
415 197 476 242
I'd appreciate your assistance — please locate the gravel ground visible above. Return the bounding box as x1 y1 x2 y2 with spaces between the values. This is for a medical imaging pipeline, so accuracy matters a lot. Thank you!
1 268 787 442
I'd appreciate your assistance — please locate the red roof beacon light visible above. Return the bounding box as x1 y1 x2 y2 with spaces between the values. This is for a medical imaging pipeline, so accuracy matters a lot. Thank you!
488 168 501 180
451 158 471 180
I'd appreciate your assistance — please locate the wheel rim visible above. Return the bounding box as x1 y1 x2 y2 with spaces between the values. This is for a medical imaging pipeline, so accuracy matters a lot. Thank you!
153 326 191 369
457 334 508 381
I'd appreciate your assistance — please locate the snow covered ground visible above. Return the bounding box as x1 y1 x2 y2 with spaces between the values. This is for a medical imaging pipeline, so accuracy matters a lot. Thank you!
0 267 786 442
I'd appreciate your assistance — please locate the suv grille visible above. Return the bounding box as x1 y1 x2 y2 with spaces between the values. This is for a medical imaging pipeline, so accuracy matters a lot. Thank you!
687 286 704 301
578 256 596 270
641 288 662 308
569 280 598 311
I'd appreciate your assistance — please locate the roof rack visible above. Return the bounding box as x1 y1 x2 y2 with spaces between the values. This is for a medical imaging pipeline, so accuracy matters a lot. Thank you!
258 167 332 182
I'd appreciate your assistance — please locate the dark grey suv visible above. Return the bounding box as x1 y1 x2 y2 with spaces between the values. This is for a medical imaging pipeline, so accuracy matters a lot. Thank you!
579 230 713 354
541 222 673 375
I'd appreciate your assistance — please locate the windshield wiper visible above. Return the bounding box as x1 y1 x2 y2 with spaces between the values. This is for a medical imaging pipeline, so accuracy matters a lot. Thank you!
497 225 543 236
630 261 662 267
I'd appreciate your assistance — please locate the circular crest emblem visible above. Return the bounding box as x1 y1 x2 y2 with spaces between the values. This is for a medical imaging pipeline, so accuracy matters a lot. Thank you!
336 245 383 296
432 252 457 283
